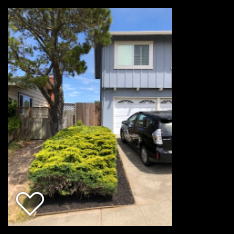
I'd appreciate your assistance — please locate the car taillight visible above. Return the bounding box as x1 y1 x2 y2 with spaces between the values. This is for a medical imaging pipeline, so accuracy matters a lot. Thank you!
157 152 160 159
152 129 163 145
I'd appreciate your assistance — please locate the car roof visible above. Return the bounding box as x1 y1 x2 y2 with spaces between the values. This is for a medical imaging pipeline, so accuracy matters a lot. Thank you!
139 110 172 120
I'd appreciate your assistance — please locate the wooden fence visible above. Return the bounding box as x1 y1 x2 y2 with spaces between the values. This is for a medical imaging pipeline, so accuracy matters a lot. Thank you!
62 103 75 129
13 117 51 140
16 107 49 119
9 103 101 143
13 107 52 140
75 103 101 126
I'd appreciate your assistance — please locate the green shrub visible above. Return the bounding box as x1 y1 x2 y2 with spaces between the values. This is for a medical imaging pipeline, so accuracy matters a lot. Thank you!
8 98 17 117
8 116 22 135
8 98 21 134
28 125 118 198
74 119 83 126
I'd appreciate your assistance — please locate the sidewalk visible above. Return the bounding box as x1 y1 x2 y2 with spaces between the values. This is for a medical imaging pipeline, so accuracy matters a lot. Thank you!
9 136 172 226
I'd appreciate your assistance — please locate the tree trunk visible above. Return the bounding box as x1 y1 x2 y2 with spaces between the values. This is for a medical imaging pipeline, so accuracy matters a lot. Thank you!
49 86 64 136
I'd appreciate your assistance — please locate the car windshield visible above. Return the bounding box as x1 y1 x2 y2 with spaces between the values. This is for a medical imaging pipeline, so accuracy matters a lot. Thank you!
159 121 172 135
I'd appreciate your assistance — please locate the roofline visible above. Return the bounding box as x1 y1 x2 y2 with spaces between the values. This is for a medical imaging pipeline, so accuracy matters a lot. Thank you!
110 31 172 36
8 82 23 89
8 77 52 90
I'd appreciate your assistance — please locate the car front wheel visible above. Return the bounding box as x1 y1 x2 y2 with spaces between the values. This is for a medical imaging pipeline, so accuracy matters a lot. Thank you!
121 130 126 143
141 146 151 166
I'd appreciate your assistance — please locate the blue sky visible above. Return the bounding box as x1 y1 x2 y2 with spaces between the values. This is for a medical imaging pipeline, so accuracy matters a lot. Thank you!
64 8 172 103
10 8 172 103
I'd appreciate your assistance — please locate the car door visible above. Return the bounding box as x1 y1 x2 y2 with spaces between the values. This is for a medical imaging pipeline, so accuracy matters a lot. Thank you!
132 114 155 153
124 113 139 142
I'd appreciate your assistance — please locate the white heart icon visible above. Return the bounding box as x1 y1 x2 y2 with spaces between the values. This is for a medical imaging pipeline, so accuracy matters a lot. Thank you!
16 192 44 216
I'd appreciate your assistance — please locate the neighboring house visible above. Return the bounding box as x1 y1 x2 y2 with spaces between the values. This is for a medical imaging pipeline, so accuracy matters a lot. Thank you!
8 75 54 107
95 31 172 134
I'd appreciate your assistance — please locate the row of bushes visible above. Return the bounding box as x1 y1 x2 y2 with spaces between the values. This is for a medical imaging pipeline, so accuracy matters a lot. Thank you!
28 123 118 197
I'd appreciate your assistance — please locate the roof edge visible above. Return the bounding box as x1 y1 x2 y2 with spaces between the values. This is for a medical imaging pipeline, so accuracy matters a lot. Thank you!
110 31 172 36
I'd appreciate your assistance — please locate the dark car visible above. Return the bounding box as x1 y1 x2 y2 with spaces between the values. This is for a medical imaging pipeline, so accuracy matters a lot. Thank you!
120 110 172 166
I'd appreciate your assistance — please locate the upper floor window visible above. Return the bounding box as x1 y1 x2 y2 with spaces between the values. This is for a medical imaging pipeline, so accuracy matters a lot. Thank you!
19 93 32 107
114 41 153 69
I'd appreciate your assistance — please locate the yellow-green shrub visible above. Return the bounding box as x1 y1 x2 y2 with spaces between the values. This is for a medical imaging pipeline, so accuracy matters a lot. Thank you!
28 125 117 197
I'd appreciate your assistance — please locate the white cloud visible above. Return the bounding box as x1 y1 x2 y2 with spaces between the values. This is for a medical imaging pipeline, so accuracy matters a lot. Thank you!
79 87 95 91
68 91 82 97
63 84 77 91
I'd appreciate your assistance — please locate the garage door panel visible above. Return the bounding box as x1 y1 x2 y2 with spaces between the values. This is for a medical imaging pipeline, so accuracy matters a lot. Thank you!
114 98 157 134
114 97 172 134
160 99 172 110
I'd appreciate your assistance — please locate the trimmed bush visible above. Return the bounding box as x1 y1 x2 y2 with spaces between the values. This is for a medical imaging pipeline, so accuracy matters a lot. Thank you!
8 98 21 134
28 125 118 197
74 119 83 126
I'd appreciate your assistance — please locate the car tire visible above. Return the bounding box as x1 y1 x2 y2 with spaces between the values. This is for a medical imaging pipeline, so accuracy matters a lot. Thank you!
141 146 152 166
121 130 126 143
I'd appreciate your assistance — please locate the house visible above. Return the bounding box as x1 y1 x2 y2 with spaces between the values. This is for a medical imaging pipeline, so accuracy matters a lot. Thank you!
8 75 54 107
95 31 172 134
8 75 55 142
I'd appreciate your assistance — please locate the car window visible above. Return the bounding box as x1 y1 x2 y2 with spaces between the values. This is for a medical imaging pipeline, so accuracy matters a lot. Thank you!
135 114 147 127
128 114 138 126
159 121 172 134
146 118 153 128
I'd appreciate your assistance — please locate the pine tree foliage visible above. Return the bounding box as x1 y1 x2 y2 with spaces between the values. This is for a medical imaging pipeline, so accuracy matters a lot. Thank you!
8 8 112 136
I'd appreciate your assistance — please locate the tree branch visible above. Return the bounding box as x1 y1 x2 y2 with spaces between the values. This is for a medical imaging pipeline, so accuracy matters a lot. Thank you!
12 10 52 58
45 63 53 75
38 86 53 106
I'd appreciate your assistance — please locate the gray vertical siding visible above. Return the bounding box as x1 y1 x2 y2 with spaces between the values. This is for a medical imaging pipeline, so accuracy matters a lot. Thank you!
156 36 164 88
164 36 172 88
102 35 172 89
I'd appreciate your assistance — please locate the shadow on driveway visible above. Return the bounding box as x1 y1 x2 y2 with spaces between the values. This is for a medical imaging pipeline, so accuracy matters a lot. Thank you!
116 137 172 175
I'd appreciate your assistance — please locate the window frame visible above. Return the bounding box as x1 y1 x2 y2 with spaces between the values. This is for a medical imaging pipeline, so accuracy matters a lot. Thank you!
18 92 33 107
114 41 153 69
135 114 154 129
135 114 147 128
127 113 139 127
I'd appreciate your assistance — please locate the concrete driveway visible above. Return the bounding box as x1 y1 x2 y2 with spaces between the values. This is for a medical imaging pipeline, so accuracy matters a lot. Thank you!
9 136 172 226
116 136 172 225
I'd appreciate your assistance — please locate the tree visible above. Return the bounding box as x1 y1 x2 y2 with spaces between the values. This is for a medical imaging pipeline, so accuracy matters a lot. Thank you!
8 8 112 136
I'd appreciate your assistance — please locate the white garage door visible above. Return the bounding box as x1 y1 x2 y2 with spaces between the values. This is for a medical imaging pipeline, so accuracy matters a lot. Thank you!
160 98 172 110
114 97 172 134
114 98 157 134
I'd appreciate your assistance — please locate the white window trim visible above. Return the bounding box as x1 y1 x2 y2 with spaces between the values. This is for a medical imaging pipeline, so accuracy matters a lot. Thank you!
114 41 153 69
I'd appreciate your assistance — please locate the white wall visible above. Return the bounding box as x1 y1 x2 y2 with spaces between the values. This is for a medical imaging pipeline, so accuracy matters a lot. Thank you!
8 86 48 107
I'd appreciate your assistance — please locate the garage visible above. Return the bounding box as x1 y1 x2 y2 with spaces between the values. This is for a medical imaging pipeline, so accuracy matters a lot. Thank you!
114 97 172 134
160 98 172 110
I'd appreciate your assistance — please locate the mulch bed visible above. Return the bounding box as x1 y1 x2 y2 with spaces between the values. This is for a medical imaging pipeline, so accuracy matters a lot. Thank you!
36 151 135 215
